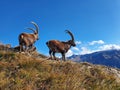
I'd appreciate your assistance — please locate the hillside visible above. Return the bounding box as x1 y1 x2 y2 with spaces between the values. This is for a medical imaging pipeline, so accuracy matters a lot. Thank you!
69 49 120 68
0 51 120 90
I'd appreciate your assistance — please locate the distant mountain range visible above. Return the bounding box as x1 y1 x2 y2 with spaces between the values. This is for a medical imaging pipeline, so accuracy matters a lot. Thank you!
68 49 120 68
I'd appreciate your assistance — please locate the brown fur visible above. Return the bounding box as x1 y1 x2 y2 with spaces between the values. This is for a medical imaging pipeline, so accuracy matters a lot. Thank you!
46 30 76 61
19 22 39 52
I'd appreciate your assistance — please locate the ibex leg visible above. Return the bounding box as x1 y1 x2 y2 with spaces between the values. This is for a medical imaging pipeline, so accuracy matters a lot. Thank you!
53 52 57 60
49 50 53 59
62 52 66 61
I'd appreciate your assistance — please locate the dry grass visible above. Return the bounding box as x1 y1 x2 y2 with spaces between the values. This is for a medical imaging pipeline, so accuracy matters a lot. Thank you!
0 51 120 90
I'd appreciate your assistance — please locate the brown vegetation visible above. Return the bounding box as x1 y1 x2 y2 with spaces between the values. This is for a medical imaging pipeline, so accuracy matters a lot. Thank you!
0 51 120 90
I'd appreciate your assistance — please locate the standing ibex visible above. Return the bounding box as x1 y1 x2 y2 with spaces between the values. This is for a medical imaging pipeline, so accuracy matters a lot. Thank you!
19 21 39 52
46 30 76 61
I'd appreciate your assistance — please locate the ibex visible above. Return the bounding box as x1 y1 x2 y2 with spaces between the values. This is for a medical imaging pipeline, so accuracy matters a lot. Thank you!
46 30 76 61
19 21 39 52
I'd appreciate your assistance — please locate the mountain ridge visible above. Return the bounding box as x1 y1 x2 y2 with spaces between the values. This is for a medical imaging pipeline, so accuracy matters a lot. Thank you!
68 49 120 68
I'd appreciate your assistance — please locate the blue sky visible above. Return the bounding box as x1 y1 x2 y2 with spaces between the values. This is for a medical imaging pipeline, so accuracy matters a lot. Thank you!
1 0 120 56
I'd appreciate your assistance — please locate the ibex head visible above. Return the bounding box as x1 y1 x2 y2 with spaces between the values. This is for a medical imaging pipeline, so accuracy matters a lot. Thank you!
66 30 76 46
26 21 39 40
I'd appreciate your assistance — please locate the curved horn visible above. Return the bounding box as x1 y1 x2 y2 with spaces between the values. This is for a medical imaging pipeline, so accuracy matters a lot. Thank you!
65 30 74 41
31 21 39 34
26 28 36 33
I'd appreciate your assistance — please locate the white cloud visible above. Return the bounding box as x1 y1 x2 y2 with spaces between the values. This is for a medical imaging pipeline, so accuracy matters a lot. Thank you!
89 40 105 45
75 41 82 45
99 44 120 50
80 47 93 55
72 47 81 55
66 47 82 57
66 50 74 57
72 47 80 51
65 40 120 57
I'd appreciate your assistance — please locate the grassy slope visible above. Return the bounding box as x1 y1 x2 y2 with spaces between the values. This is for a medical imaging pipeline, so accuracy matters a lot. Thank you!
0 51 120 90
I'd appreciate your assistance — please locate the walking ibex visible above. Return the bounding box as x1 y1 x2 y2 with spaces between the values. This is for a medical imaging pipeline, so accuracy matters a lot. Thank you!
46 30 76 61
19 21 39 52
